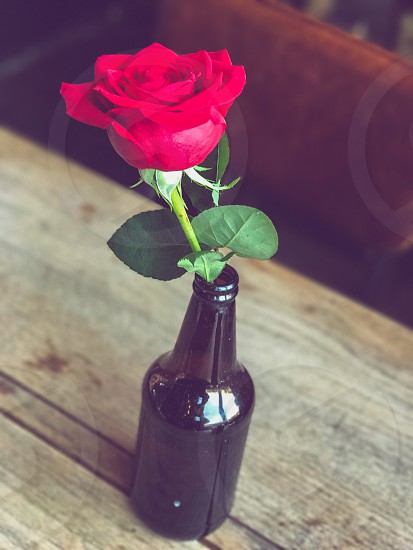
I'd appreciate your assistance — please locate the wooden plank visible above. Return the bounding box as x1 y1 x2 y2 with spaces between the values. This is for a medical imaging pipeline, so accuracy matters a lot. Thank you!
0 414 204 549
0 373 274 549
1 128 413 547
0 372 131 490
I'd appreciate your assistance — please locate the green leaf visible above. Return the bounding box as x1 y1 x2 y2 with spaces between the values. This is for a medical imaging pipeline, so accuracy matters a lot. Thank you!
155 170 182 205
217 132 229 182
192 205 278 260
107 209 191 280
194 165 212 172
178 250 228 282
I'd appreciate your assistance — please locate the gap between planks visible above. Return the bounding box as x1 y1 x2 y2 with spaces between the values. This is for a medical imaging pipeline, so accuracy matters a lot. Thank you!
0 370 282 549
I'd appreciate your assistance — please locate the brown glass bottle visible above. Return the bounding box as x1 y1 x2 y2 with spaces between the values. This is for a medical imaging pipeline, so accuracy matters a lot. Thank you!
130 265 254 540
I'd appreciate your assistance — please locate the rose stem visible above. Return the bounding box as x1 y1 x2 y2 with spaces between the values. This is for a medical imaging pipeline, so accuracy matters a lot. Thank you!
170 187 201 253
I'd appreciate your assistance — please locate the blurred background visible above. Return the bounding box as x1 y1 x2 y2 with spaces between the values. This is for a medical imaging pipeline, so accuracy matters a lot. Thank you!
2 0 413 327
285 0 413 53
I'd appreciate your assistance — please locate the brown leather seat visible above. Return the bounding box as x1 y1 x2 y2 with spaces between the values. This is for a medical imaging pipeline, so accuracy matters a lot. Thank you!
156 0 413 252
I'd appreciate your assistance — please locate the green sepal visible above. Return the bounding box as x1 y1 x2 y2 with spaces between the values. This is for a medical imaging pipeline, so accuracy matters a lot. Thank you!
212 188 220 206
155 170 182 205
139 169 155 186
184 168 240 193
217 132 230 182
130 179 143 189
178 250 228 282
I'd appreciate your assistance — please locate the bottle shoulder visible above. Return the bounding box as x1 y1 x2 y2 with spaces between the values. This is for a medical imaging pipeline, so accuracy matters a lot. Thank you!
142 353 254 432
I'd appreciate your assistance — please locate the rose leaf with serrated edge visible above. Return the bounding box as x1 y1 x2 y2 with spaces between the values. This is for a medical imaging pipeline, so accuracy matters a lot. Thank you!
107 209 191 280
192 205 278 260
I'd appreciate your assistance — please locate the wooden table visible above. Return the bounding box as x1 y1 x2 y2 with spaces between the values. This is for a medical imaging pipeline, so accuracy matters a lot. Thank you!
1 127 412 549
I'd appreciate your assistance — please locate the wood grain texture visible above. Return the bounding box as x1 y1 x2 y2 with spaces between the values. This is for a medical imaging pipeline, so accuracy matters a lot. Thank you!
1 128 413 548
0 415 204 549
0 373 268 549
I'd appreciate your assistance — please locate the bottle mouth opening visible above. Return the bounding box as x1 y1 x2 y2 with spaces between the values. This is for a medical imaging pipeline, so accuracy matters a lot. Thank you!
194 265 239 302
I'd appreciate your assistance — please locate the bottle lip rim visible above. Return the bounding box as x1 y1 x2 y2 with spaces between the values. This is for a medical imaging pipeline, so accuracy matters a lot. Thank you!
193 264 239 301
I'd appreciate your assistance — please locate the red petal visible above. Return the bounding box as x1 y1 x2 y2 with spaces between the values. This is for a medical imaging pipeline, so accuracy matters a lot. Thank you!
126 43 178 70
94 54 132 80
95 85 143 108
185 50 213 82
177 73 222 111
110 105 211 132
107 109 226 171
60 82 112 128
209 50 232 65
107 121 148 168
127 80 196 105
212 65 246 115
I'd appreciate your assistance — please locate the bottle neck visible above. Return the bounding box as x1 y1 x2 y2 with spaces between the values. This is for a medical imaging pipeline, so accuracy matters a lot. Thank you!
171 266 238 385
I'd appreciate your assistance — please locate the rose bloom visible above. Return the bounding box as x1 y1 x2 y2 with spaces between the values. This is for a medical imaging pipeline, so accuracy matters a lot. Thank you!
61 43 245 171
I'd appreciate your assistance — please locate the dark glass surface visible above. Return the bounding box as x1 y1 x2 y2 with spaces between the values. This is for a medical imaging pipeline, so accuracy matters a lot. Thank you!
130 266 255 540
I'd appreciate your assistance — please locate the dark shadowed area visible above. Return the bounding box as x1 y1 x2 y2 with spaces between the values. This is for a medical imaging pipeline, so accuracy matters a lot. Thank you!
2 0 413 328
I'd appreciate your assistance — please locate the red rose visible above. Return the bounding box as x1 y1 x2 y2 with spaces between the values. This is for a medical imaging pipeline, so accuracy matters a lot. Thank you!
61 43 245 171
